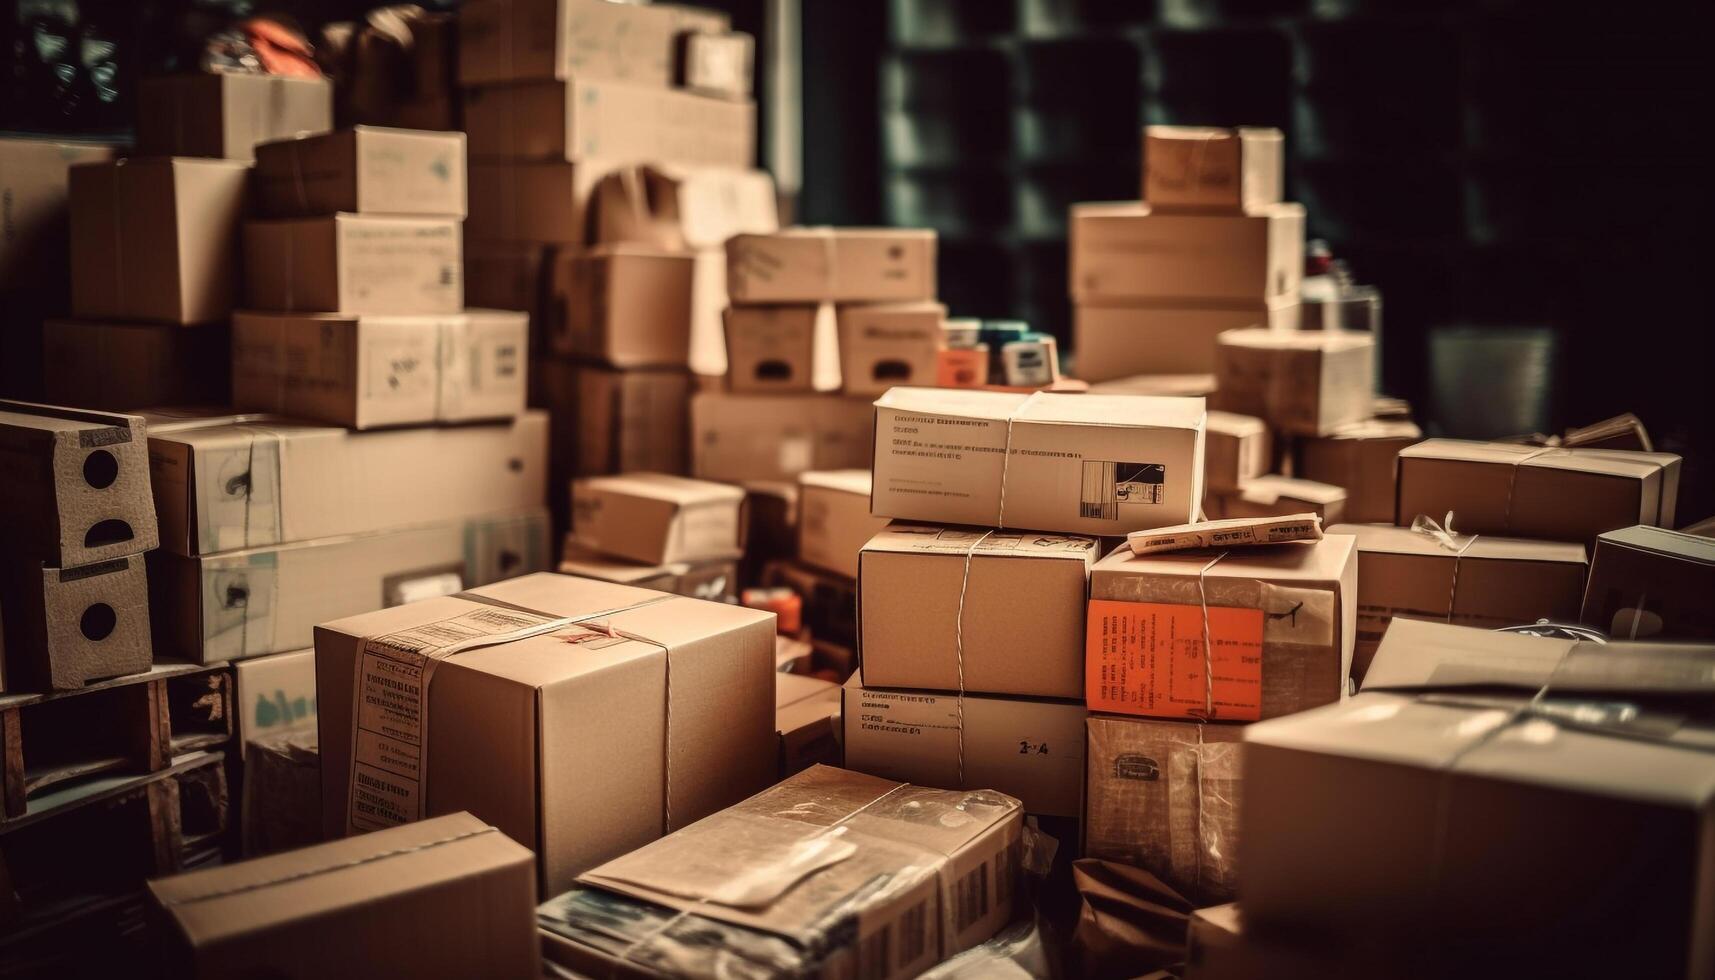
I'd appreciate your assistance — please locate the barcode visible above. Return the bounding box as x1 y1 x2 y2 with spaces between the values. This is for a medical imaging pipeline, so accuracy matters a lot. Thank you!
994 842 1016 912
859 898 929 978
953 862 990 932
1080 461 1118 520
1081 460 1166 520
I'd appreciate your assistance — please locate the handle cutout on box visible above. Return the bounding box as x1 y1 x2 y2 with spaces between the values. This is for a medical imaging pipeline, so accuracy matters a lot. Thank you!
82 450 119 489
872 360 913 382
80 603 117 641
755 360 793 381
84 518 134 549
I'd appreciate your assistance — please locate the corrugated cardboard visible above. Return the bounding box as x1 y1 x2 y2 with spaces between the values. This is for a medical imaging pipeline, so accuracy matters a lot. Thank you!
233 648 316 759
776 674 840 777
243 214 463 315
41 319 228 412
557 540 738 603
457 0 728 86
1295 418 1423 524
1070 203 1304 304
135 73 332 163
0 554 152 690
149 811 539 979
571 473 743 565
0 137 115 290
253 126 467 218
727 228 937 304
69 158 250 325
1211 329 1374 437
466 159 600 243
691 392 874 483
1581 525 1715 640
858 523 1097 699
549 246 693 366
316 573 776 895
1143 126 1283 213
1074 300 1299 381
798 470 889 580
680 31 755 100
0 401 160 566
462 79 755 167
871 388 1206 535
836 301 946 396
1204 411 1270 494
1209 475 1346 525
723 304 828 393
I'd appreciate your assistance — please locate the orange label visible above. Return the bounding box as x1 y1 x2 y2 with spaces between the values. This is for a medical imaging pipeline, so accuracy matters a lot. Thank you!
1085 600 1264 721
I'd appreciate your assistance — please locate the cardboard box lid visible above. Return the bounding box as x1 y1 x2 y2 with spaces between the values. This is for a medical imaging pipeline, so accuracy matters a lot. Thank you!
874 387 1205 431
860 522 1099 564
1596 525 1715 565
577 472 744 508
1400 439 1678 480
1328 522 1587 565
798 468 870 496
1092 535 1355 591
1218 328 1372 354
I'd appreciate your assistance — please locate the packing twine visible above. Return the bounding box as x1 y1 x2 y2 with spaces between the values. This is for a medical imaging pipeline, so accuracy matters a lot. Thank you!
1500 448 1557 534
1410 512 1478 624
161 826 498 906
953 530 998 786
1193 551 1230 720
994 413 1020 529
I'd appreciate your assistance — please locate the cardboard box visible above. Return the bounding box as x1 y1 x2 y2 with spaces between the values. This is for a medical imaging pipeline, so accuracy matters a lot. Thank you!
1395 439 1682 543
317 572 776 894
691 392 874 483
1143 126 1284 213
0 401 160 567
467 160 599 243
557 540 738 603
1295 418 1423 524
776 673 840 777
1069 203 1304 304
243 214 463 315
871 388 1206 535
1072 300 1298 381
42 319 228 412
743 480 799 570
70 157 250 325
1087 536 1356 721
458 0 728 86
588 163 778 252
136 73 332 163
149 811 538 979
837 301 946 396
464 243 551 338
1088 373 1217 398
231 309 526 429
798 470 889 580
462 79 755 167
253 126 467 218
146 410 547 556
679 31 755 100
571 473 743 565
0 554 152 690
1084 714 1243 903
1208 475 1346 525
534 362 690 478
1211 329 1374 437
1329 522 1587 683
727 228 937 304
1204 411 1270 494
545 766 1022 980
0 137 116 290
1241 622 1715 977
1581 525 1715 640
549 246 693 366
724 304 827 393
858 523 1098 699
151 508 550 664
241 728 322 857
232 648 317 751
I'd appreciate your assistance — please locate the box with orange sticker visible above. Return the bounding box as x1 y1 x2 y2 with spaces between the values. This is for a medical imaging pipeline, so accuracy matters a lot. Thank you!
1085 536 1357 721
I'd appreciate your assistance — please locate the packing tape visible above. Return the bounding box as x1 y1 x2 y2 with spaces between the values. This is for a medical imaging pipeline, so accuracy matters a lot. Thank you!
1499 447 1556 534
1408 512 1478 624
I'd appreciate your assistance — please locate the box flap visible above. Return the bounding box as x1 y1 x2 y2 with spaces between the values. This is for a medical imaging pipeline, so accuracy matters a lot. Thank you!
1093 535 1354 587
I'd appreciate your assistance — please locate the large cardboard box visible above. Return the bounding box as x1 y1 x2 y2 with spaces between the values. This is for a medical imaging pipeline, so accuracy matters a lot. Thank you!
232 648 317 751
550 246 693 366
0 137 116 289
253 126 467 218
41 319 227 412
1207 475 1346 525
1070 203 1304 304
798 470 889 580
1581 525 1715 640
316 573 776 894
149 811 538 979
146 410 547 556
1143 126 1284 213
1211 329 1374 437
1073 300 1298 381
1203 410 1270 495
231 310 526 429
463 79 755 167
0 401 160 567
727 228 937 304
467 160 599 243
136 73 332 163
871 388 1206 536
858 523 1097 699
776 673 841 777
0 553 152 690
836 301 946 396
691 392 874 483
723 304 833 393
570 473 742 565
1295 418 1423 524
70 158 250 325
243 214 463 315
458 0 728 86
1087 536 1356 721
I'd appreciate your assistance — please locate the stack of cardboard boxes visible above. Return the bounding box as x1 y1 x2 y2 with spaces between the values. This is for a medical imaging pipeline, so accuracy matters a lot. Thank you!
559 472 744 603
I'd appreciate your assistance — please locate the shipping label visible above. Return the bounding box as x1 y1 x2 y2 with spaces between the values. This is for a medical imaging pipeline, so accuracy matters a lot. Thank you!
1085 600 1264 721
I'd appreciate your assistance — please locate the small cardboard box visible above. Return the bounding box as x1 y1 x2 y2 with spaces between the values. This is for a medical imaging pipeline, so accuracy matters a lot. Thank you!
317 573 776 895
843 673 1085 817
571 473 743 565
1143 126 1284 213
458 0 728 86
557 540 739 603
0 137 116 290
1204 411 1270 495
723 304 829 393
1073 300 1298 381
858 523 1098 699
70 158 250 325
1070 203 1304 304
462 79 755 167
1295 418 1423 524
253 126 467 218
0 401 160 567
727 228 937 304
136 73 332 163
691 392 874 483
550 246 693 366
679 30 755 100
871 388 1206 536
0 554 152 691
1087 536 1356 721
1581 525 1715 641
798 470 889 580
466 159 598 243
837 301 946 396
776 673 840 777
1208 475 1346 525
243 214 463 315
1329 522 1587 683
42 319 228 412
231 309 526 429
1394 439 1681 543
232 648 317 751
149 811 539 979
1211 329 1374 437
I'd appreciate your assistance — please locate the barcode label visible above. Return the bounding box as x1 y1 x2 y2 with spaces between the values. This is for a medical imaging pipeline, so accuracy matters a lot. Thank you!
953 862 990 932
994 841 1017 912
1080 460 1165 520
857 898 929 980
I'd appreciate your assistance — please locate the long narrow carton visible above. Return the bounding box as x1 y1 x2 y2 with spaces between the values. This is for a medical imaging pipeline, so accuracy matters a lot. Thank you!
1087 536 1356 721
557 540 739 603
836 301 947 396
1204 411 1270 494
1143 126 1284 213
723 304 829 393
316 572 776 895
858 523 1098 699
570 473 743 565
546 766 1022 980
0 553 152 690
0 137 115 289
1295 418 1423 524
1070 202 1304 304
253 126 467 218
692 392 874 483
1073 301 1297 381
1208 475 1346 525
551 246 694 366
871 388 1206 536
798 470 889 580
42 319 228 411
149 811 539 978
1211 329 1374 436
458 0 728 86
776 673 841 777
727 228 937 304
135 73 332 163
1581 525 1715 640
0 401 160 567
243 214 463 315
462 79 755 167
1241 620 1715 978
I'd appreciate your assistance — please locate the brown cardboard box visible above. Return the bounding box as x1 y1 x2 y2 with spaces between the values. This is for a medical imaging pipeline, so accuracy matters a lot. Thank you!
776 673 840 777
1204 411 1270 494
1073 300 1298 380
253 126 467 218
871 388 1207 535
743 480 799 572
569 365 690 477
1144 126 1284 213
1242 622 1715 977
317 572 776 894
149 811 538 979
465 243 551 337
135 74 332 163
1581 525 1715 640
571 473 743 565
146 410 547 556
727 228 937 304
0 554 152 690
243 214 463 315
458 0 728 86
1085 714 1243 903
798 470 889 580
69 158 250 325
467 160 599 243
858 523 1098 699
1211 329 1374 436
691 392 874 483
1295 418 1423 524
0 137 116 289
723 304 829 393
241 728 322 857
1088 373 1218 398
231 309 526 429
557 540 738 602
232 648 317 750
837 301 946 396
589 163 778 251
42 319 228 411
0 401 160 567
1069 203 1304 304
842 673 1085 817
546 766 1022 980
1329 522 1587 683
550 246 693 366
679 31 755 100
462 79 755 167
1087 536 1356 721
1208 475 1346 524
